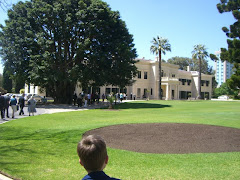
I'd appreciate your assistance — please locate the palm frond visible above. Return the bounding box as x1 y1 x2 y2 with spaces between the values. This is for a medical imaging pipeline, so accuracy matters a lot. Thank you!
150 36 171 56
192 44 208 60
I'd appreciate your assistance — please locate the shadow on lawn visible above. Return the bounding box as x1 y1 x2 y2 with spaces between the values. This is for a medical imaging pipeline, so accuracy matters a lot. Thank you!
114 102 172 109
0 126 82 172
0 126 81 143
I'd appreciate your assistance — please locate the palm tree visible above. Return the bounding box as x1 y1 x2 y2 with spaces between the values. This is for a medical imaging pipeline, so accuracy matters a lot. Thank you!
191 44 208 99
150 36 171 100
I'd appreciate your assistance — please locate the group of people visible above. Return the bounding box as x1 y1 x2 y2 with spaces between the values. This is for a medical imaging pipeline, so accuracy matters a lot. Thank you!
73 92 102 108
0 93 37 120
73 91 134 108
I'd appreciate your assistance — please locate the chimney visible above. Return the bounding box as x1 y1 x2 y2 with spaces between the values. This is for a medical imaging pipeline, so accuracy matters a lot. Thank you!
187 66 190 72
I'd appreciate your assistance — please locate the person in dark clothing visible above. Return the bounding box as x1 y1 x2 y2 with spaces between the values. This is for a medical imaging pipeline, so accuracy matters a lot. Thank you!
18 93 25 115
73 93 77 106
0 93 6 120
102 94 105 102
4 94 10 118
77 94 82 107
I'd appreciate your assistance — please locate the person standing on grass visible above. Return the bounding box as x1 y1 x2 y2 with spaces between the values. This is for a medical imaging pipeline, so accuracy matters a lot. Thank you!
4 94 10 118
18 93 25 115
77 135 120 180
28 96 37 116
10 95 17 118
0 93 5 120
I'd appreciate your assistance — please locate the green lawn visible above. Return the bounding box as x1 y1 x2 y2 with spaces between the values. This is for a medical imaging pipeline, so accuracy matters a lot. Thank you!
0 100 240 180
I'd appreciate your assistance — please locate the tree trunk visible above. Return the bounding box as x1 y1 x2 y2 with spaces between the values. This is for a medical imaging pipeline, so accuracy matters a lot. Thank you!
197 58 202 99
159 51 162 100
50 81 75 104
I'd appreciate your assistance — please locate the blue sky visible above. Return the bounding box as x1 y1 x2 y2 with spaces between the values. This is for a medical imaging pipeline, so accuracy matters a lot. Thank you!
0 0 236 73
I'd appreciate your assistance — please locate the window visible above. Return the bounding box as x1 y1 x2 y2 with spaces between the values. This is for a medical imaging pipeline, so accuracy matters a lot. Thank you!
201 80 205 86
172 74 175 78
204 92 209 99
120 88 127 93
187 79 191 86
144 72 148 79
143 88 147 98
181 79 186 85
112 88 119 94
206 81 209 87
172 90 174 99
105 88 111 94
180 91 190 99
151 88 153 95
137 88 141 98
137 71 141 79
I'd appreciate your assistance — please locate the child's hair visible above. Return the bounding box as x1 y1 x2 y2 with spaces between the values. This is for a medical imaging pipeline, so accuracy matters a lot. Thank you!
77 135 107 172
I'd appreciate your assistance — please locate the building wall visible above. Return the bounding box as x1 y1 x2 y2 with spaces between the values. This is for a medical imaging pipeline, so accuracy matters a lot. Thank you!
24 84 46 97
73 59 213 100
215 51 234 87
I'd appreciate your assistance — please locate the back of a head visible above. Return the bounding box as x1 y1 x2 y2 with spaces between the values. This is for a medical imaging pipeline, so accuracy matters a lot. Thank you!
77 135 107 172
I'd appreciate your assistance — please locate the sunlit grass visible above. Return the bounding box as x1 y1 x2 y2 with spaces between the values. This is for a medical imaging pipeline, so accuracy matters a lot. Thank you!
0 100 239 179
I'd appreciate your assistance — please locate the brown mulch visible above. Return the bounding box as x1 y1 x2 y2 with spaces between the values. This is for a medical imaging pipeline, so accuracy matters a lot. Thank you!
84 123 240 154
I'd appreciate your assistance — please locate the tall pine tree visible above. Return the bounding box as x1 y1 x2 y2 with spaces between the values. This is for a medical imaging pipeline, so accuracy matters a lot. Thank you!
2 65 12 92
217 0 240 94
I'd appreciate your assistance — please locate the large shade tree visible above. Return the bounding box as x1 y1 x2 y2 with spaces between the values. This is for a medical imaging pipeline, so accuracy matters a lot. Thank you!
2 63 12 92
192 44 209 99
0 0 137 103
217 0 240 94
167 56 214 75
150 36 171 100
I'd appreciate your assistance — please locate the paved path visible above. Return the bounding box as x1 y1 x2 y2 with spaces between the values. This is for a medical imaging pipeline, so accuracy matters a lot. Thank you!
0 102 110 125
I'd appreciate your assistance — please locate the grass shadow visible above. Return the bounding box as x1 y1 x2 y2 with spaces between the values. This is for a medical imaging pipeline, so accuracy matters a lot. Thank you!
114 102 172 109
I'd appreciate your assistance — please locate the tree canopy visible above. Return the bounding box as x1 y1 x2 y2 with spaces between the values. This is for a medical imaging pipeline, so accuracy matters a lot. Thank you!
2 64 12 92
0 0 137 103
213 82 239 99
167 56 214 75
217 0 240 92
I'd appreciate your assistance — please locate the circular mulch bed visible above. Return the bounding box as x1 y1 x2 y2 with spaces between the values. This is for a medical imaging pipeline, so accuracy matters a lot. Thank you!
84 123 240 154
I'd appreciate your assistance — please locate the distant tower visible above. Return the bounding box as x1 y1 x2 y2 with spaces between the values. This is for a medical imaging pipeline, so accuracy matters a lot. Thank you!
215 50 234 87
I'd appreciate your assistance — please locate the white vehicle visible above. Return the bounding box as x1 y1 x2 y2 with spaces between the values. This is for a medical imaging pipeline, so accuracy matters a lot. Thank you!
26 94 44 103
218 95 229 100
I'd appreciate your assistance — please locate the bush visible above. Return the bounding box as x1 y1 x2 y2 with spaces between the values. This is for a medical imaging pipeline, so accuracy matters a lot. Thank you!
213 83 238 98
107 93 116 109
20 89 25 94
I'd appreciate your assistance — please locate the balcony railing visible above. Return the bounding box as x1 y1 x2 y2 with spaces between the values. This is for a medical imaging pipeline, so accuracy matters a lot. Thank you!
161 77 179 82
